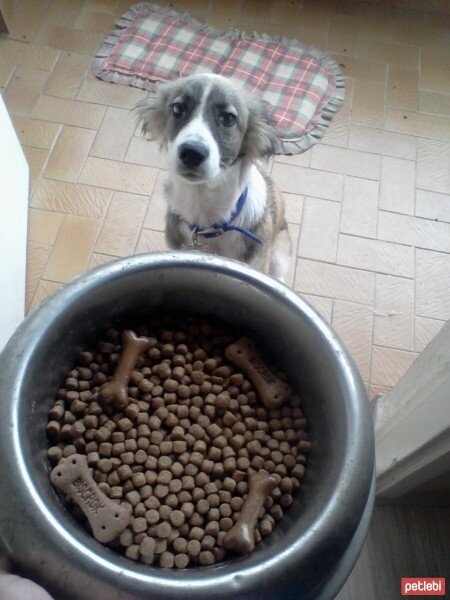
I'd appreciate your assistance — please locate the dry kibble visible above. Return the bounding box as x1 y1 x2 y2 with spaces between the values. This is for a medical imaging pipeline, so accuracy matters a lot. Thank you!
155 484 170 499
185 464 198 477
118 418 133 432
48 319 308 568
181 476 195 490
236 457 250 470
199 550 215 565
196 499 210 515
46 420 61 439
219 503 232 518
223 457 236 473
146 509 160 525
154 538 168 554
189 526 204 541
125 545 140 561
132 472 146 488
190 512 204 527
174 553 189 569
120 528 134 547
140 536 156 564
97 458 113 473
280 493 293 507
187 539 201 557
63 445 77 457
134 449 147 464
223 412 237 426
181 502 195 518
98 442 112 457
169 479 182 494
212 463 224 478
132 518 148 534
158 456 172 470
121 452 135 465
126 490 141 507
169 510 185 528
134 503 146 518
160 551 175 569
230 496 243 511
157 470 172 485
156 522 172 539
219 517 233 531
173 537 188 553
160 441 173 455
124 439 137 452
208 447 221 462
117 464 133 481
292 464 305 479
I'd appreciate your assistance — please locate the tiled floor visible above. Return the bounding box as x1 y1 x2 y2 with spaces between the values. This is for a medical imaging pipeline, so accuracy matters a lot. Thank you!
1 0 449 398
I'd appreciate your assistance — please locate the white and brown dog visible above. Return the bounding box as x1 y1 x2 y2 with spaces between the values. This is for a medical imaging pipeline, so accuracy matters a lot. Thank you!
137 73 291 280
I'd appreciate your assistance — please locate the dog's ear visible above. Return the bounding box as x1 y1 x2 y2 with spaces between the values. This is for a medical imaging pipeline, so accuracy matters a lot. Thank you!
135 82 172 144
242 96 279 160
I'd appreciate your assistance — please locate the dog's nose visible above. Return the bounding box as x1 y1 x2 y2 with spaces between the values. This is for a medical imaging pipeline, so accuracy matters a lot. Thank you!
178 142 209 169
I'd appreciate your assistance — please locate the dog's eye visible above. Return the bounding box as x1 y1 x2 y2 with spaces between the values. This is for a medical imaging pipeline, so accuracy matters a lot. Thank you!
219 112 237 127
172 102 186 118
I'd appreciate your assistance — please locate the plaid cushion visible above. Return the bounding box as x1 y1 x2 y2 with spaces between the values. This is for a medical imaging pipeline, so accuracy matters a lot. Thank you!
93 3 344 153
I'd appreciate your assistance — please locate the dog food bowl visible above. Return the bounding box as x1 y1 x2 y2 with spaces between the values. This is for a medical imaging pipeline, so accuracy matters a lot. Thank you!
0 252 374 600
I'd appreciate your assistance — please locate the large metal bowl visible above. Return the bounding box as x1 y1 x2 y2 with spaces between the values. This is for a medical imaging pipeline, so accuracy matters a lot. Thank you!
0 252 374 600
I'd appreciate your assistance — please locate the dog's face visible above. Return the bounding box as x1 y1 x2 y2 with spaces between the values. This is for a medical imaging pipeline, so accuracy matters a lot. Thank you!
137 74 278 184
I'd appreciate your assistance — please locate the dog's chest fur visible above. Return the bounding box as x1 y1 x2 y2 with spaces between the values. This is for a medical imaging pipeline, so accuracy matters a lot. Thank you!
165 163 269 264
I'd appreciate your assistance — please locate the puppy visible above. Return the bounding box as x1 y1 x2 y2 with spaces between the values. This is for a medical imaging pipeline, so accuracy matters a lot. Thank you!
137 73 291 280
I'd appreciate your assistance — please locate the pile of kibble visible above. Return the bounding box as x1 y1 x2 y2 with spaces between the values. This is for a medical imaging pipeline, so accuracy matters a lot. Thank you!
47 315 309 569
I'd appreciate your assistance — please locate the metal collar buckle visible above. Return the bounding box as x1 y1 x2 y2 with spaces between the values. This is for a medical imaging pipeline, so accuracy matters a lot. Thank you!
192 228 222 245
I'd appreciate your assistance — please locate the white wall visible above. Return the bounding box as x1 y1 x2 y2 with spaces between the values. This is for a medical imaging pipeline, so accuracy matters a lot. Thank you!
0 96 28 351
375 320 450 499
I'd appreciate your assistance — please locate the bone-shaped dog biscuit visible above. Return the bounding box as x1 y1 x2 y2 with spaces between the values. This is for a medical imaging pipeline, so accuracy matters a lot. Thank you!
51 454 130 543
225 338 291 409
222 471 279 553
98 330 153 409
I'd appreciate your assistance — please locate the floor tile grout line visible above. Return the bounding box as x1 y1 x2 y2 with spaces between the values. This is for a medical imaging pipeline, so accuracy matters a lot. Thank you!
334 175 345 264
413 245 418 352
290 221 301 285
379 207 450 231
90 193 113 259
33 174 149 198
87 104 110 166
3 63 17 89
339 230 424 253
29 279 61 312
29 212 67 305
368 270 380 390
371 343 419 357
122 114 140 162
73 127 97 185
411 120 419 352
295 194 307 265
133 171 159 255
295 253 415 281
382 60 389 131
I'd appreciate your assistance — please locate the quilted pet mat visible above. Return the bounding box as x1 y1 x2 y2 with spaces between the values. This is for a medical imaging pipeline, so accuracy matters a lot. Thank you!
92 2 344 154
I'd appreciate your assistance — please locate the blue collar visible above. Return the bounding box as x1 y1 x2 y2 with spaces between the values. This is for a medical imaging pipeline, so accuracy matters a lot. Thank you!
179 186 263 246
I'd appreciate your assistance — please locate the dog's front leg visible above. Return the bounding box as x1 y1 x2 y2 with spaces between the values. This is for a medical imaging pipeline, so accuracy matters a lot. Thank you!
165 211 190 249
269 227 292 282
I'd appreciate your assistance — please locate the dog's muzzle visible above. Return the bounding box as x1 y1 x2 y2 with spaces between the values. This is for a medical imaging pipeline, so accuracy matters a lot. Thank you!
178 142 210 170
